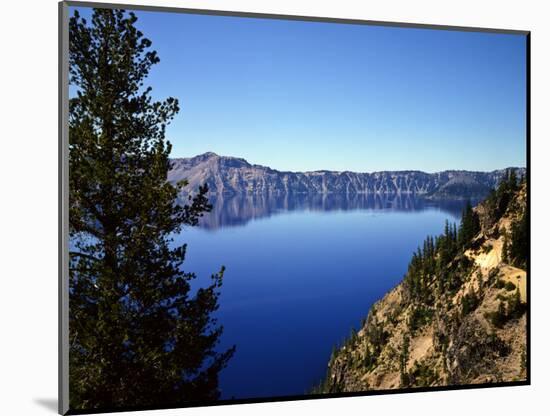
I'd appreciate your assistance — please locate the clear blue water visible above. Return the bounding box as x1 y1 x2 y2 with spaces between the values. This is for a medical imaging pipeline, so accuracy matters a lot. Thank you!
173 194 465 400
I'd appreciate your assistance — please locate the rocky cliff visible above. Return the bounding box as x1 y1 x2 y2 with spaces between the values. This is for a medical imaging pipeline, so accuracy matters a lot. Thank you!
168 152 524 199
316 179 528 393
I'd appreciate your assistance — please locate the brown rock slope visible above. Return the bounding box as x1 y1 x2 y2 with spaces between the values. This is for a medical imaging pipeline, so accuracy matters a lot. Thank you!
317 180 527 393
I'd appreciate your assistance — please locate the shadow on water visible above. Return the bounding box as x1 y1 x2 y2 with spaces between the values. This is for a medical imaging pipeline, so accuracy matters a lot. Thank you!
195 193 476 230
33 398 57 413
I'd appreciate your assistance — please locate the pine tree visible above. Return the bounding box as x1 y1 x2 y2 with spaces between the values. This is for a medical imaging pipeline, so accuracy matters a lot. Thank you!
458 200 480 248
508 287 523 319
508 168 518 193
68 9 234 410
496 300 507 327
509 210 528 269
502 230 510 263
363 345 372 369
493 169 515 218
400 334 410 387
476 270 484 291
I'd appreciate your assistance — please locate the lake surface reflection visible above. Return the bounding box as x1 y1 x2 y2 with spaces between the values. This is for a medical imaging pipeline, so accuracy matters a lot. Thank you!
198 193 468 229
174 193 470 400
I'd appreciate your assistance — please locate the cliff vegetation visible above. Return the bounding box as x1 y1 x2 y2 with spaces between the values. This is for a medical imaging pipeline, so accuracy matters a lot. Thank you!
316 171 528 393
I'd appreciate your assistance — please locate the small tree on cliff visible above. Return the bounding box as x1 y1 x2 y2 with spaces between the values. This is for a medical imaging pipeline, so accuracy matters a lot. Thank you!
509 210 528 269
399 334 410 387
458 200 480 248
502 230 510 263
69 8 234 410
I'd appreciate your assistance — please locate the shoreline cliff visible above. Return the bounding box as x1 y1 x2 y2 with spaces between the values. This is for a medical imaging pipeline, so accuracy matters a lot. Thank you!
316 175 527 393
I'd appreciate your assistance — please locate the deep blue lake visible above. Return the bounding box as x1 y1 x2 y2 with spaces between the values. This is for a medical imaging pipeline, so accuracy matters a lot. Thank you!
173 193 466 400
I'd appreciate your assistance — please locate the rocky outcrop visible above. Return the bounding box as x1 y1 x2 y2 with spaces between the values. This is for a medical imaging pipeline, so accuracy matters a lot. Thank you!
168 152 525 199
316 182 527 393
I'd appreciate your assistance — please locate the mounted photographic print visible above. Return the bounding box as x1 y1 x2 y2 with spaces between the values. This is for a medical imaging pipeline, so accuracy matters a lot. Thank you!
58 2 530 414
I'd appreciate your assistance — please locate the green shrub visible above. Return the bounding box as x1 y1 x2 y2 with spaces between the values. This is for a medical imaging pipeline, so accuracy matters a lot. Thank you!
487 268 500 285
408 306 434 332
485 290 526 328
488 331 511 357
409 361 438 387
363 345 377 371
461 290 479 316
485 300 507 328
507 288 526 319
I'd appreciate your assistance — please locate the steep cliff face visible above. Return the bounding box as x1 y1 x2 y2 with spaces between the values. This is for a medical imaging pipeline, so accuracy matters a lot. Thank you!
317 182 527 393
168 153 524 199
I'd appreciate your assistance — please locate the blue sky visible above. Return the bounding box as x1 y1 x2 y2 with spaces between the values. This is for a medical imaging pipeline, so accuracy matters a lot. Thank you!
72 7 527 172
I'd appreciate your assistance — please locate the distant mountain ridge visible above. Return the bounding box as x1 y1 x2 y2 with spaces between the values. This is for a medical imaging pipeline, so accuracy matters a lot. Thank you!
168 152 525 199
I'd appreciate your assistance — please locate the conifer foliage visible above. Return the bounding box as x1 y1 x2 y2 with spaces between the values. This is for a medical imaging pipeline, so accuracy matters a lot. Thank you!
509 207 528 269
491 170 527 269
404 171 527 305
68 9 234 410
458 201 480 249
404 210 477 303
